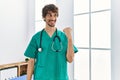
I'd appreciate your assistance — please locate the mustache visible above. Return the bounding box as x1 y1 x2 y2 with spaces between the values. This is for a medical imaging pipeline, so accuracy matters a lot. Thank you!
49 20 56 22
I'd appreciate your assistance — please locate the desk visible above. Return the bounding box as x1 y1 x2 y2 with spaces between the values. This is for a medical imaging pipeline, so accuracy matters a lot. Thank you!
0 61 28 77
17 62 28 76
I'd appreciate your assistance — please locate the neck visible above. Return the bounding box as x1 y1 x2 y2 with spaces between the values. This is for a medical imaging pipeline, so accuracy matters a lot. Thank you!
44 25 56 37
45 25 56 33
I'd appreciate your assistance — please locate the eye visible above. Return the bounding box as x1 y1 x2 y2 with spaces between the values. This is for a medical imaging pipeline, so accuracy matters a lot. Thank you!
47 14 51 17
54 14 57 17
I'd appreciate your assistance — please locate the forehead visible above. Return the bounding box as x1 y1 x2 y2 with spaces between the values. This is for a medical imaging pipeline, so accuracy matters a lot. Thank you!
47 11 57 14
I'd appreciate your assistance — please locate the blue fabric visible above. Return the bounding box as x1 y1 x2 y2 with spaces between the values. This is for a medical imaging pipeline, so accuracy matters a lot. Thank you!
10 75 33 80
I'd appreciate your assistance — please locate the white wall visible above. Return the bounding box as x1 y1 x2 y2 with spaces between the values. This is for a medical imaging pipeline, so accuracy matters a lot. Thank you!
56 0 74 80
56 0 74 30
0 0 35 65
111 0 120 80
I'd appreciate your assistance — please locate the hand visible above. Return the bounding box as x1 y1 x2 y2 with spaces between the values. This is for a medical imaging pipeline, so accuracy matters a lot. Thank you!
63 27 72 39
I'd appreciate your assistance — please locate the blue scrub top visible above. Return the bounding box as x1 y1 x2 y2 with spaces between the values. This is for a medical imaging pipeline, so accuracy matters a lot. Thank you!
24 29 78 80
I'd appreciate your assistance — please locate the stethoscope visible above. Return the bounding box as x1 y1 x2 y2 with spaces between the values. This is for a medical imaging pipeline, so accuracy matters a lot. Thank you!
38 28 63 52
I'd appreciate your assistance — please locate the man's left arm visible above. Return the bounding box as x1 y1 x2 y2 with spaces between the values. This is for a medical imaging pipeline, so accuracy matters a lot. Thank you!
63 27 75 63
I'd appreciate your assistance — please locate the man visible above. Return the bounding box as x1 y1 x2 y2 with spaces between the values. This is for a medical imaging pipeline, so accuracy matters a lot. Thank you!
24 4 78 80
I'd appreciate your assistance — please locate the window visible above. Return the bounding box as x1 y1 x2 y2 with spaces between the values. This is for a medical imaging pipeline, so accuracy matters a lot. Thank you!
74 0 111 80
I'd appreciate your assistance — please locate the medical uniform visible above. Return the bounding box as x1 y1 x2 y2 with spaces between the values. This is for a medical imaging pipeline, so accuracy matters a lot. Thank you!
24 29 78 80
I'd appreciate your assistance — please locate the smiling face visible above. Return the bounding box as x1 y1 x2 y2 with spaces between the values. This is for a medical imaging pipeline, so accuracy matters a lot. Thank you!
42 4 58 27
44 11 58 27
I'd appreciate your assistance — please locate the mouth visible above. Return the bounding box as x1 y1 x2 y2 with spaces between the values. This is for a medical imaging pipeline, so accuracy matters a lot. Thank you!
49 20 56 25
47 20 56 27
49 20 55 23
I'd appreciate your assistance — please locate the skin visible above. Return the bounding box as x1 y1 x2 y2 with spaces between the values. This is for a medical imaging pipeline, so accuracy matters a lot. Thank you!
27 11 75 80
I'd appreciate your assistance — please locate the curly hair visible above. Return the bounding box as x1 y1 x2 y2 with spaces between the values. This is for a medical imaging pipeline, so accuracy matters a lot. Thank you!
42 4 59 18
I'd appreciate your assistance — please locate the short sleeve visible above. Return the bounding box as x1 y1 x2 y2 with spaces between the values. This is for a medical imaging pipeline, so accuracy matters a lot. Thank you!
24 36 38 58
73 45 78 53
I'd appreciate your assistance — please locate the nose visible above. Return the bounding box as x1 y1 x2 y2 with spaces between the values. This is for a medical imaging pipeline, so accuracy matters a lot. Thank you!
50 16 56 20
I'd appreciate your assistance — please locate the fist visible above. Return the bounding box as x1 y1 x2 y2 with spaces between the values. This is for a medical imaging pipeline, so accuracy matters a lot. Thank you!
63 27 72 33
63 27 72 39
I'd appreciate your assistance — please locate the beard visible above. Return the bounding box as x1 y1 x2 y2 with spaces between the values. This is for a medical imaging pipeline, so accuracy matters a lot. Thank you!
47 23 55 27
46 20 56 27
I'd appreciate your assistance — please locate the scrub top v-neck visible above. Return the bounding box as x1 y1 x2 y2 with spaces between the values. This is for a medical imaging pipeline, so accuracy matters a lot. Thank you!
24 29 78 80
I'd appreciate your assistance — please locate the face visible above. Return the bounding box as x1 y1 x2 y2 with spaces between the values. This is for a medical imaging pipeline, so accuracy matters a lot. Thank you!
44 11 58 27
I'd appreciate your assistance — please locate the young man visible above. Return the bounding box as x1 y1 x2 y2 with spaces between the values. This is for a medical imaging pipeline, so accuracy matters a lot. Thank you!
24 4 78 80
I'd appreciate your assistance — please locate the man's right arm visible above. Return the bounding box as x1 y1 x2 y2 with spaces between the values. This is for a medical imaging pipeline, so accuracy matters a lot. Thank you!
27 58 35 80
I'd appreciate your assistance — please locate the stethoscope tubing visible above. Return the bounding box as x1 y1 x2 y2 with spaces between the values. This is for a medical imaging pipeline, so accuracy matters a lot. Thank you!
38 28 63 52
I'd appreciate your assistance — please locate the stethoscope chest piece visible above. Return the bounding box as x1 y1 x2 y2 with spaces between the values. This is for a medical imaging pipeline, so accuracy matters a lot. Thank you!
38 48 42 52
